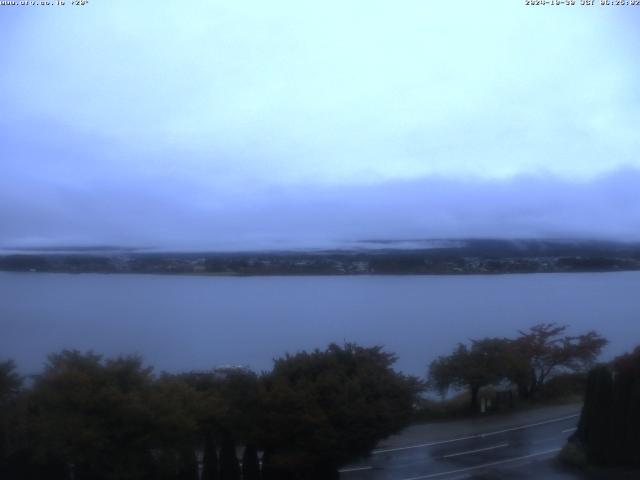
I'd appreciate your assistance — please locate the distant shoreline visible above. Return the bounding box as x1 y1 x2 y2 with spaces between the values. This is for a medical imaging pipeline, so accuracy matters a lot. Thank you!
2 269 640 278
2 239 639 277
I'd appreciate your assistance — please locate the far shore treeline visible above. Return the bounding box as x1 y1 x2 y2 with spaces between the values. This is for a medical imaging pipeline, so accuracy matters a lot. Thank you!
0 323 636 479
2 239 640 276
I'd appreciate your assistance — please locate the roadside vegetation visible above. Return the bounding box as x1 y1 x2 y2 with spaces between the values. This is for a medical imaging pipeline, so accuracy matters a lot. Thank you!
0 323 620 479
426 323 607 415
561 345 640 470
0 344 420 480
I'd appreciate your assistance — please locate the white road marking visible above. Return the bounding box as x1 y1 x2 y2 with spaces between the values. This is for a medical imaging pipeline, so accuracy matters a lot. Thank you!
400 448 562 480
442 442 509 459
562 427 577 434
338 466 373 473
372 413 579 454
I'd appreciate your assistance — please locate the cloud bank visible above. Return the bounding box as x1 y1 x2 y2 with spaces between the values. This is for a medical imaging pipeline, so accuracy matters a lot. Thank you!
1 166 639 250
1 2 639 249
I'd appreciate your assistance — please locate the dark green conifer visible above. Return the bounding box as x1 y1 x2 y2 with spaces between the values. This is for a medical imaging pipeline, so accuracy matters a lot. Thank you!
201 434 219 480
177 448 198 480
218 438 240 480
582 365 614 465
241 444 260 480
611 347 640 466
260 450 293 480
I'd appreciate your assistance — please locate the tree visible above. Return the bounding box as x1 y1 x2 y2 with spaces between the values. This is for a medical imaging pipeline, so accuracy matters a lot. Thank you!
177 367 261 445
218 437 240 480
28 350 158 480
176 367 261 480
257 343 421 478
0 360 22 476
0 360 21 402
610 346 640 466
201 432 219 480
241 444 260 480
428 338 510 412
176 448 198 480
507 324 607 399
147 374 204 480
575 365 614 464
572 346 640 467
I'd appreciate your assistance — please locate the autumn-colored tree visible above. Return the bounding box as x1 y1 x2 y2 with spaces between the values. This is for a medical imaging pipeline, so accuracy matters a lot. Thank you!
429 338 511 412
507 323 607 399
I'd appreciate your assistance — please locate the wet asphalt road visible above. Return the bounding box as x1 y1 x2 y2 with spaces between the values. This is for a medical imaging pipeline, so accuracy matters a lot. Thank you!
339 405 585 480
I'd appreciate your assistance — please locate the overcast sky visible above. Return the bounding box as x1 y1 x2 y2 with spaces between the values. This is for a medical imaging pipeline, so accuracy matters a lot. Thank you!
1 1 639 249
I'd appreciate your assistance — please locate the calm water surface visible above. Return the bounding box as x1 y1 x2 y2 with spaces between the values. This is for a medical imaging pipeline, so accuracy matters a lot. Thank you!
1 271 639 376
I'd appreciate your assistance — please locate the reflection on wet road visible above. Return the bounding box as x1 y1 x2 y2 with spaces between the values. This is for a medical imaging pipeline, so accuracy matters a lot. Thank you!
340 408 582 479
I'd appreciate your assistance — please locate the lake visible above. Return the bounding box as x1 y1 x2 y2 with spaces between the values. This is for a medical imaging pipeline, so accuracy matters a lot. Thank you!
1 271 639 376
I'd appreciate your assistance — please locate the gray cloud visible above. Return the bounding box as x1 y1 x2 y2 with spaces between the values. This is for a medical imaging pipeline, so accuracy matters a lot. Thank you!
2 2 640 250
2 162 639 250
